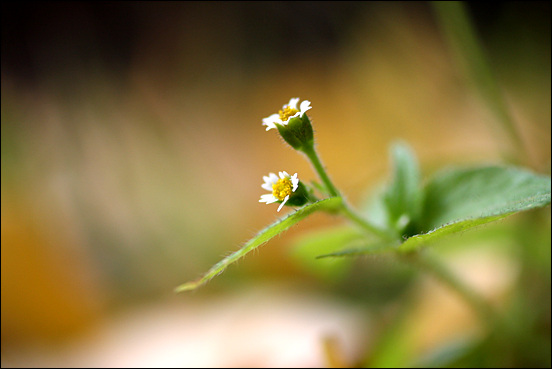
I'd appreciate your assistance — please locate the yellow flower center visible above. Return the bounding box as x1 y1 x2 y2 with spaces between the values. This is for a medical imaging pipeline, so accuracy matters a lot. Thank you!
279 106 299 122
272 178 293 201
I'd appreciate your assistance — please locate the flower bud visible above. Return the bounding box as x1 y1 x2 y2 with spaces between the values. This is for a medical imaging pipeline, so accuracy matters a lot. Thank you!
262 98 314 151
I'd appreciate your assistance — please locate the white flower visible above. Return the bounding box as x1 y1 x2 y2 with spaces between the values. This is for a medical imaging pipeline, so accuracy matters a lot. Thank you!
259 171 299 212
262 98 312 131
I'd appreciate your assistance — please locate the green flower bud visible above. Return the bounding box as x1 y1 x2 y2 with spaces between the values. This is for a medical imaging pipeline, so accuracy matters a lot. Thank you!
276 116 313 150
262 98 314 151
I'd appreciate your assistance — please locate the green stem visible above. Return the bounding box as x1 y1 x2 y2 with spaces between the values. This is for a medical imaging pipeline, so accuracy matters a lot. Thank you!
340 202 394 240
432 1 525 162
302 145 341 198
302 144 392 240
402 250 495 325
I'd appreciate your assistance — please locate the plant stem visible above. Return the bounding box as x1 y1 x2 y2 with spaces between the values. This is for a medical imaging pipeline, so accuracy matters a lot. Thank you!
340 202 394 240
302 145 341 197
302 141 494 326
432 1 525 163
402 249 495 325
302 144 392 239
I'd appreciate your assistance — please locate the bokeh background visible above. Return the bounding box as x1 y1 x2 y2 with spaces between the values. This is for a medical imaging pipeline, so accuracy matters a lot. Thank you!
2 2 550 367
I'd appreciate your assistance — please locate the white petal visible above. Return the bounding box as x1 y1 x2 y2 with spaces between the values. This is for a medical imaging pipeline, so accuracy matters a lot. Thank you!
287 111 302 122
286 98 300 110
299 100 312 116
262 114 282 131
277 195 290 212
279 171 290 179
263 173 278 187
261 182 273 191
290 173 299 192
260 194 278 204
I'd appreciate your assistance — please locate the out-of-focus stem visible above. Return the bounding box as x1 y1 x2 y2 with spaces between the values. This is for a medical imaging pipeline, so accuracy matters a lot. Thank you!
402 250 495 325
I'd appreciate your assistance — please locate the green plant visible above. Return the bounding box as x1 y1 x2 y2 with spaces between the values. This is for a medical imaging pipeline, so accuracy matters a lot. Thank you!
175 98 549 313
176 3 551 367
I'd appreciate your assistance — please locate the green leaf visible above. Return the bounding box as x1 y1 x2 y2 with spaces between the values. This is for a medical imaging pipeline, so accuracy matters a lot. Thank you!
400 213 513 252
175 197 342 292
383 141 423 236
290 225 364 280
422 166 550 229
400 166 551 252
315 239 399 258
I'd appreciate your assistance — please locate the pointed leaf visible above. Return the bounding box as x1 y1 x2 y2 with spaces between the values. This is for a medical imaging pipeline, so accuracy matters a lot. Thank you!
175 197 342 292
400 166 550 252
383 141 423 236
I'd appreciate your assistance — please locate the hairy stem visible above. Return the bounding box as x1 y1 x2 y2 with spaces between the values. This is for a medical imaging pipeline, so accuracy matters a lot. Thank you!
302 144 392 239
302 145 341 198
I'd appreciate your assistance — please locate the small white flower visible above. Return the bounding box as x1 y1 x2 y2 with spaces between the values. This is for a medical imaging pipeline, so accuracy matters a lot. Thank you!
259 171 299 212
262 98 312 131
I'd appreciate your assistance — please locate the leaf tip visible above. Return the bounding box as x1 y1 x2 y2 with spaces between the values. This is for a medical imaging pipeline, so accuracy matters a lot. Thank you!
174 281 200 293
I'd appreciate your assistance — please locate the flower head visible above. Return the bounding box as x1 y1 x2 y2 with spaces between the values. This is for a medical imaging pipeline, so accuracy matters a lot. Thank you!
259 171 299 212
262 98 312 131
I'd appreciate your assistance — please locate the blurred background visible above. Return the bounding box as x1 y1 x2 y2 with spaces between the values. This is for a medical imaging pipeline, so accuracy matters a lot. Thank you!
1 1 550 367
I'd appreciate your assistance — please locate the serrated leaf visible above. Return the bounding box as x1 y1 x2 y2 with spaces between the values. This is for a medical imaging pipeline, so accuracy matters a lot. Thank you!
175 197 342 292
422 166 550 229
400 213 513 252
399 166 551 252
